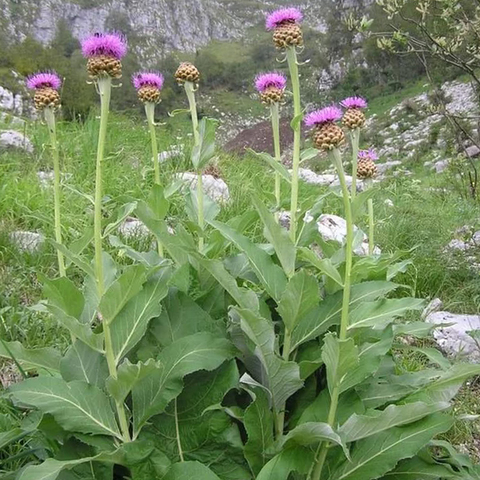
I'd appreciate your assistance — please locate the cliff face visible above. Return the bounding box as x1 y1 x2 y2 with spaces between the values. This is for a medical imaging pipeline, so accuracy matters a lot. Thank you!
0 0 372 60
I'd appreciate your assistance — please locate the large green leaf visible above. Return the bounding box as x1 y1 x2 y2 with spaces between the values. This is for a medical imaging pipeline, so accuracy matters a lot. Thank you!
339 402 450 442
322 333 359 396
291 281 400 350
246 149 291 183
277 270 319 332
132 332 235 437
195 256 259 311
328 414 454 480
103 201 137 238
348 298 425 330
43 277 84 320
149 290 222 348
256 445 314 480
60 341 108 387
380 456 464 479
191 118 217 171
99 265 148 324
9 378 122 439
0 341 61 372
209 220 287 301
244 389 275 474
298 247 344 287
163 461 222 480
110 274 169 365
235 308 303 411
252 195 296 277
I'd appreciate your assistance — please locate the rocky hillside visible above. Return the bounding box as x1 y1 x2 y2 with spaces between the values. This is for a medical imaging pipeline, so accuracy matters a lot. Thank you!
0 0 372 61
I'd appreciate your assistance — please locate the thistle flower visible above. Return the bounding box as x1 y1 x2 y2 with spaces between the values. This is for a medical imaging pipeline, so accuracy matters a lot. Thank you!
26 71 62 111
255 72 287 105
132 71 164 103
305 106 345 151
81 32 127 79
266 7 303 49
175 62 200 85
341 96 368 129
357 148 378 179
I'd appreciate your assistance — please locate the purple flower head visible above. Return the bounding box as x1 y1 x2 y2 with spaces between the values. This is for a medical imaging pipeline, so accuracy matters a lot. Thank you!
358 148 379 162
26 72 62 90
132 71 164 91
304 106 343 127
341 96 368 109
266 7 303 30
254 72 287 92
81 32 127 59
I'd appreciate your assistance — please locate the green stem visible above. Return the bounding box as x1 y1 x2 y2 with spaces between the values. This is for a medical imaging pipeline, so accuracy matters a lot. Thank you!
270 102 282 216
350 128 360 199
145 102 161 185
275 327 292 439
184 81 204 250
368 197 374 256
44 107 66 277
94 77 111 298
144 102 164 257
174 399 185 462
286 47 302 242
310 149 354 480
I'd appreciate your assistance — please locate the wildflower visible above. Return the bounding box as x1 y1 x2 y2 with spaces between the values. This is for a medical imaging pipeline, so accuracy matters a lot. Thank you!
81 32 127 79
341 96 368 129
132 71 164 103
266 7 303 49
26 71 61 111
175 62 200 85
255 72 287 105
357 148 378 179
305 106 345 151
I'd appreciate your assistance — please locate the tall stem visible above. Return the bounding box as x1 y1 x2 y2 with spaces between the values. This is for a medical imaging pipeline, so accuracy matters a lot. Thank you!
286 47 301 242
310 148 354 480
174 399 185 462
44 107 66 277
270 102 282 216
145 102 161 185
144 102 164 257
184 81 204 250
350 128 360 199
94 77 111 298
368 197 374 256
275 327 292 438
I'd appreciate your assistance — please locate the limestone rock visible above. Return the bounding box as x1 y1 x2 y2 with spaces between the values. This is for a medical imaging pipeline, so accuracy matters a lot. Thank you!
118 217 150 239
0 130 33 153
466 145 480 158
9 231 44 253
177 172 230 203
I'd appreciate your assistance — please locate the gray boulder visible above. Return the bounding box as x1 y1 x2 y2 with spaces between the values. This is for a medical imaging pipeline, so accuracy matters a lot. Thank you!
0 130 33 153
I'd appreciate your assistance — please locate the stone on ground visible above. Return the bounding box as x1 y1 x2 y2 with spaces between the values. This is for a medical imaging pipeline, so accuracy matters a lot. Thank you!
177 172 230 203
9 231 44 253
0 130 33 153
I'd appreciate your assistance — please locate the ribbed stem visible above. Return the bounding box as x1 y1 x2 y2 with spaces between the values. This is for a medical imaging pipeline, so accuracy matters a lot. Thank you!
174 399 185 462
184 81 203 250
270 102 282 217
275 327 292 439
44 107 66 277
368 197 374 255
94 77 111 298
286 47 301 242
310 148 354 480
350 128 360 199
144 102 164 257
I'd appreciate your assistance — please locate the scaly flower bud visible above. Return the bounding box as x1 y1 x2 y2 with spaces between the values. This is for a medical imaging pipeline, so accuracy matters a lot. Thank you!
341 96 368 129
132 71 164 103
305 106 345 151
254 72 287 105
357 148 378 178
81 32 127 79
175 62 200 85
26 71 62 111
266 7 303 50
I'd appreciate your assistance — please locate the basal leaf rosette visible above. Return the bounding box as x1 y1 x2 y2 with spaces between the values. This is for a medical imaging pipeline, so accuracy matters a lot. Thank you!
357 148 378 179
26 71 62 111
266 7 304 49
81 32 127 79
174 62 200 85
255 72 287 105
132 71 164 104
305 106 345 151
341 96 368 129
